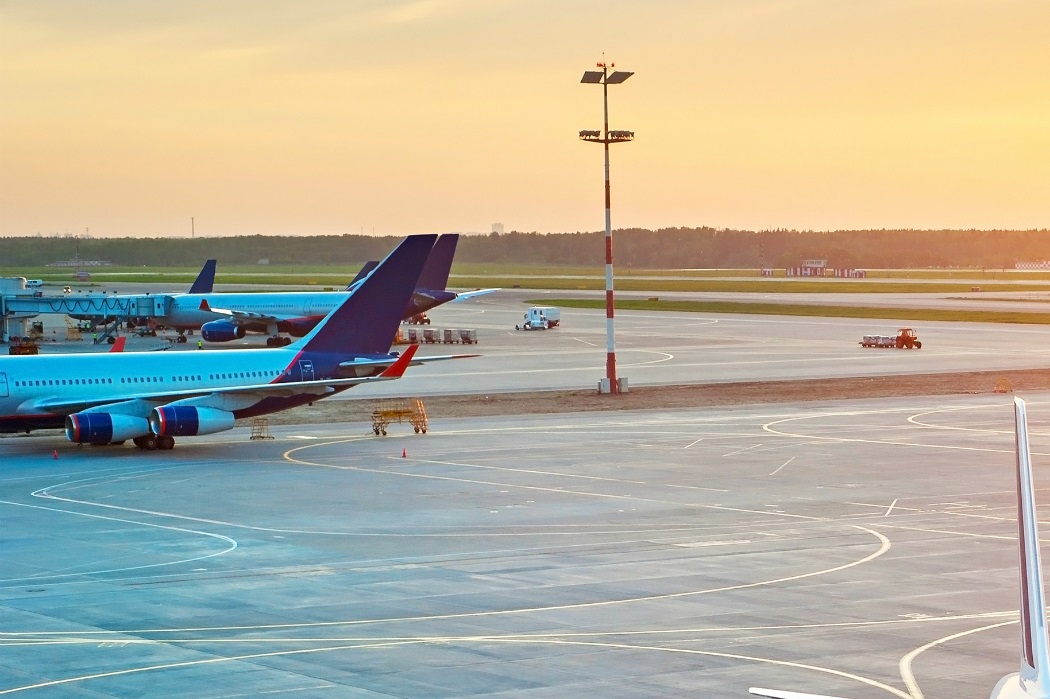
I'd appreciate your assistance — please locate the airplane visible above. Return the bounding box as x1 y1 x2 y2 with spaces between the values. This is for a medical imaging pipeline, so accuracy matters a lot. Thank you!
166 234 498 346
0 235 454 451
750 397 1050 699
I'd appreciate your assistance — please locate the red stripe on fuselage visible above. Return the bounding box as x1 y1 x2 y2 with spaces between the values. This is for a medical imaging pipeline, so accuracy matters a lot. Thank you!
274 350 305 383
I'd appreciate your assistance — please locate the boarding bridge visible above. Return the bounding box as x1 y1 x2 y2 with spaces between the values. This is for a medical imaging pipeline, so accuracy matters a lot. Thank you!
0 290 172 342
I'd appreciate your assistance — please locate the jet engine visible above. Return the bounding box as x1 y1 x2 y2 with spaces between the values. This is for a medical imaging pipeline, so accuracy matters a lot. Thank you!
150 406 235 437
65 412 150 444
200 320 246 342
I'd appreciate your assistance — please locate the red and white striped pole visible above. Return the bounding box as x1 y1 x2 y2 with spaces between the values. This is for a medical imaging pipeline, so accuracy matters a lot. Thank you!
580 61 633 394
601 65 618 394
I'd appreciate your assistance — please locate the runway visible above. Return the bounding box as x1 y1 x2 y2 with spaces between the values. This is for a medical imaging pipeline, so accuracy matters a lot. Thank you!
2 393 1044 697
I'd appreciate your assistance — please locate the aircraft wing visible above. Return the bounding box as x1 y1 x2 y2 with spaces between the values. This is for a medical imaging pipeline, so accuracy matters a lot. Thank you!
198 299 299 325
453 288 500 302
23 347 421 417
750 689 851 699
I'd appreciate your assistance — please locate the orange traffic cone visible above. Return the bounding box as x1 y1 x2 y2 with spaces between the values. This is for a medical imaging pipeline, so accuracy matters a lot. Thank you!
53 449 58 460
402 448 407 458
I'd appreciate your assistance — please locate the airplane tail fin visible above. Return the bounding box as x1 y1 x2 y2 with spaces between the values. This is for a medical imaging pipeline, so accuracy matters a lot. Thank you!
188 259 217 294
297 235 437 356
416 233 459 291
991 398 1050 698
346 261 379 290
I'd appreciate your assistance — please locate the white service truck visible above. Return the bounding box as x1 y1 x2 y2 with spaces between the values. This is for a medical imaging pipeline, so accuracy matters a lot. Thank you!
516 306 560 330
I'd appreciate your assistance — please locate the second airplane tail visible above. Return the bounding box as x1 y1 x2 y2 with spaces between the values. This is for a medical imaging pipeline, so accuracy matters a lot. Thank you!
296 235 437 356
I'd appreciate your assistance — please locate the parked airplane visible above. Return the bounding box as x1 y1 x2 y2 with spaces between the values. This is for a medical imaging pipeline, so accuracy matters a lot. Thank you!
0 235 445 451
167 234 496 346
750 397 1050 699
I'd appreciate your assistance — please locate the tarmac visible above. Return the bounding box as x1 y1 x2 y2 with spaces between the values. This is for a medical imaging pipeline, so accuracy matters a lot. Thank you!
2 392 1046 697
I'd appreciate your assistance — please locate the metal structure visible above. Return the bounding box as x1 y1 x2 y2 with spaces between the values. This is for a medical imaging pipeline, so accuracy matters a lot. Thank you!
371 399 428 436
0 286 172 344
580 61 634 394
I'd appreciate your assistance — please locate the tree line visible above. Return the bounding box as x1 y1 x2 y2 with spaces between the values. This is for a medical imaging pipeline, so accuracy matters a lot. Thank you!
2 228 1049 269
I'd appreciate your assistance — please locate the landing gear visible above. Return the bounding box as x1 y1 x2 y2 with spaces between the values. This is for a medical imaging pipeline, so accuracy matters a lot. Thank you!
131 435 174 450
133 435 158 450
266 336 292 347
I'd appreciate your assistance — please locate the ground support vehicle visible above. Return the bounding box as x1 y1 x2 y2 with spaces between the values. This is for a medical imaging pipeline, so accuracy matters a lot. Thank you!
516 306 560 330
8 337 38 355
860 327 922 349
371 399 428 435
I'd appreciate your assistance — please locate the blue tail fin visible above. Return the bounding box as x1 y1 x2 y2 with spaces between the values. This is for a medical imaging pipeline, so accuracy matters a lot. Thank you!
299 235 437 355
417 234 459 291
346 261 379 290
188 260 217 294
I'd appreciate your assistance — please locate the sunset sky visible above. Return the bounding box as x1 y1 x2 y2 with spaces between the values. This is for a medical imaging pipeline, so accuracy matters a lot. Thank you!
1 1 1047 238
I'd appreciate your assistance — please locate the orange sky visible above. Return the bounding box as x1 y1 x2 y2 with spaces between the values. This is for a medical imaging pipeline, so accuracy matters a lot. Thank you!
1 1 1047 238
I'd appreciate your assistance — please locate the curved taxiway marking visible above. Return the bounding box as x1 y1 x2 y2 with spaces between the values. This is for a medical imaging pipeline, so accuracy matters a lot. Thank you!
2 609 1014 641
761 406 1029 456
0 634 913 698
899 619 1016 699
0 526 892 637
0 498 236 583
284 437 819 518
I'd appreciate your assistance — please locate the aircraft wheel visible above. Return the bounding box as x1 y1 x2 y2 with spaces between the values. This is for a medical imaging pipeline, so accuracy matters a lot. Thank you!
158 435 175 450
139 435 159 451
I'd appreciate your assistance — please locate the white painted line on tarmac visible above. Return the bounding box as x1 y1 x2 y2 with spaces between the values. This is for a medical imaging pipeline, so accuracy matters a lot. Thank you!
723 443 764 457
768 457 795 476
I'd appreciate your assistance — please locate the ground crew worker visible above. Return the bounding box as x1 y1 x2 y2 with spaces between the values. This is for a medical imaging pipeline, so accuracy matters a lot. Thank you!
197 340 203 350
92 333 98 345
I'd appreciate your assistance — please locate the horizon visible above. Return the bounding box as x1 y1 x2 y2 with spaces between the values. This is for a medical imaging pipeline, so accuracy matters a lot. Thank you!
2 2 1048 238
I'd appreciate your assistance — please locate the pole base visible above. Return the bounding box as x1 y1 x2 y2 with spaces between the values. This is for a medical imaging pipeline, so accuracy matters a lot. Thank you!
598 377 629 395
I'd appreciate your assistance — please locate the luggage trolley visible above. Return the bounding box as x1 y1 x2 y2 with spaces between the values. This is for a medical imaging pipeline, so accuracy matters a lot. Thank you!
370 399 428 436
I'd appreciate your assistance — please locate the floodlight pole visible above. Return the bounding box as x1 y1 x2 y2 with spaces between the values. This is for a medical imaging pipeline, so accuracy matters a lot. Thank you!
580 62 634 394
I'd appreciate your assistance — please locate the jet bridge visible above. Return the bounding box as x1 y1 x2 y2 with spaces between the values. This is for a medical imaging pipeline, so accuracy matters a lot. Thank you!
0 289 172 342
